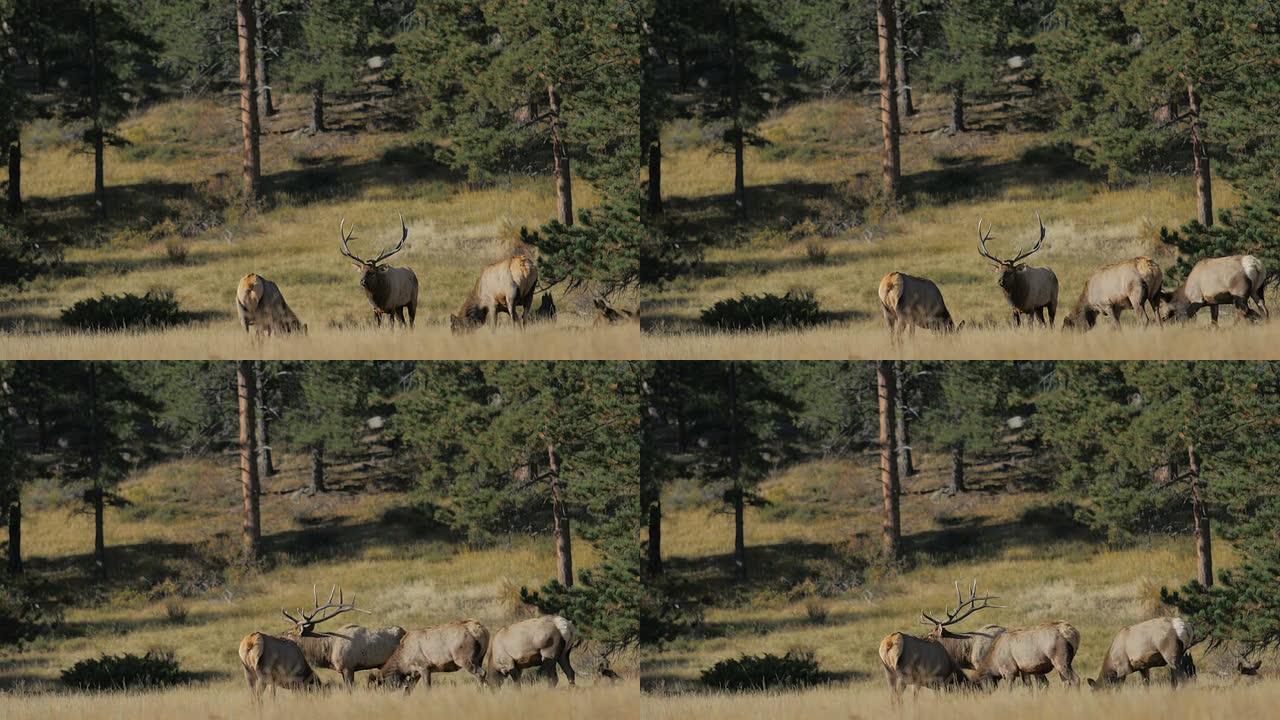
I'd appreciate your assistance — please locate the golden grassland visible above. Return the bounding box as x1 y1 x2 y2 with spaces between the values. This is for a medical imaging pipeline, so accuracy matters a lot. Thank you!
0 451 625 693
641 451 1276 707
640 92 1270 359
1 92 636 359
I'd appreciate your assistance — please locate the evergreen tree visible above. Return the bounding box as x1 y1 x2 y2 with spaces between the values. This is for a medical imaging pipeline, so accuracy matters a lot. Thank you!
277 0 370 133
277 362 377 493
915 0 1013 134
917 361 1030 493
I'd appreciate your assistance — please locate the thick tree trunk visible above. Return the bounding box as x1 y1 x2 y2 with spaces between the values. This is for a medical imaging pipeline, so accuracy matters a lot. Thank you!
950 444 966 493
1186 81 1213 226
309 444 325 493
548 443 573 587
237 361 262 560
877 361 901 559
546 83 573 226
236 0 262 200
950 84 966 133
255 0 275 117
895 362 915 477
1187 443 1212 586
93 486 105 579
728 362 746 580
647 140 663 215
894 0 915 117
729 6 746 219
7 500 21 574
89 1 105 219
310 86 325 133
7 140 20 214
87 362 106 579
876 0 902 201
254 361 274 477
647 499 663 575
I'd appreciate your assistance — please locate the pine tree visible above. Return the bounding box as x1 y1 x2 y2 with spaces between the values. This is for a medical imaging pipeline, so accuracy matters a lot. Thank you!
276 362 376 493
917 362 1029 494
277 0 369 134
914 0 1012 134
236 360 262 560
876 0 901 198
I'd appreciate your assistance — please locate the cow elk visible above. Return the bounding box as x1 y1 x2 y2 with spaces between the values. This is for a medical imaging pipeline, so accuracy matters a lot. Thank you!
1158 255 1270 324
880 580 1000 703
977 214 1059 327
369 619 489 693
486 615 579 687
281 584 406 687
450 253 538 333
239 631 321 702
339 214 419 328
236 273 306 336
974 621 1081 688
878 272 959 342
1089 617 1196 689
1062 257 1163 330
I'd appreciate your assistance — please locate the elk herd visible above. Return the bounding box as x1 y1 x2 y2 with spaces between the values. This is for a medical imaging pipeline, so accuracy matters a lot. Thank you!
879 581 1198 704
238 585 582 702
879 214 1274 340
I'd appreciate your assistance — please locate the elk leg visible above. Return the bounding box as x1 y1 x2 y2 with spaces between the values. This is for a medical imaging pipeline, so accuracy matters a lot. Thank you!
539 659 559 688
373 311 382 327
509 666 522 685
407 299 417 329
1012 311 1021 328
1110 305 1124 326
1209 304 1219 326
558 648 575 686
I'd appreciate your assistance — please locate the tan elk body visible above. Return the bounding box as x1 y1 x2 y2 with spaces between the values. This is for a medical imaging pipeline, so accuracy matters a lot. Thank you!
486 615 578 686
879 580 1000 703
238 631 320 702
338 214 419 327
370 619 490 693
878 272 957 341
450 254 538 332
977 214 1059 326
281 585 405 686
1159 255 1270 323
1090 617 1195 689
1063 257 1163 329
236 273 305 336
975 621 1081 687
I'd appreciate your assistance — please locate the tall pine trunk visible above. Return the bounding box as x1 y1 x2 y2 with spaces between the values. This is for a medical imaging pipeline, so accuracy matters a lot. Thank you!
256 0 275 117
1187 443 1212 586
236 0 262 200
237 361 262 560
950 84 966 133
876 0 901 201
547 84 573 226
950 444 966 493
254 361 274 477
548 443 573 586
894 0 914 117
647 499 663 575
310 86 325 133
89 1 105 219
647 140 662 215
88 363 106 579
6 140 19 215
728 362 746 580
895 361 914 477
309 444 325 493
877 361 901 559
7 500 21 574
729 6 746 220
1186 81 1213 226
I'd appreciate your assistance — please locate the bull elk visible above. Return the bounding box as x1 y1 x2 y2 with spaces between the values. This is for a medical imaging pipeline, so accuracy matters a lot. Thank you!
450 253 538 333
1159 254 1270 324
239 631 321 702
1062 257 1163 330
880 580 1001 703
878 272 958 342
486 615 578 687
369 619 490 693
976 214 1059 327
236 273 306 336
282 584 405 687
1089 617 1196 689
339 214 419 328
974 621 1081 688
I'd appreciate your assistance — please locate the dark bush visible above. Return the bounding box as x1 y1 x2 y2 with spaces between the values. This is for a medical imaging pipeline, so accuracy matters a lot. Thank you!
61 649 192 691
0 581 62 649
60 289 190 331
700 649 828 691
0 223 58 289
700 289 824 331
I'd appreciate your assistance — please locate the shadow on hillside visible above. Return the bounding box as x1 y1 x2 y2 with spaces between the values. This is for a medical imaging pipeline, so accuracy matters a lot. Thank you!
640 669 872 694
903 148 1100 207
909 504 1100 564
662 180 837 237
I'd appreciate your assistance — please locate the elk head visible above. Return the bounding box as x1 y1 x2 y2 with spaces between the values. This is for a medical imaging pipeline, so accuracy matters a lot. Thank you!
919 579 1002 640
282 584 371 637
977 214 1046 294
338 214 409 293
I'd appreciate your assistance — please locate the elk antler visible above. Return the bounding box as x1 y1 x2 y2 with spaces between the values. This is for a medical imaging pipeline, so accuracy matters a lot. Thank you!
920 579 1003 629
1006 212 1047 265
290 584 372 630
976 218 1000 265
370 213 409 264
338 218 366 264
977 214 1047 267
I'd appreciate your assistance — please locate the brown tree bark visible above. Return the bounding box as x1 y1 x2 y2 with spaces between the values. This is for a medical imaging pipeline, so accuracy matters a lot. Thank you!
877 361 901 559
728 361 746 580
238 361 262 560
236 0 262 200
894 0 915 117
950 444 966 493
7 500 21 574
950 84 966 133
87 362 106 579
1186 81 1213 227
895 361 915 477
310 86 326 133
547 443 573 586
255 0 275 117
6 140 20 215
647 140 663 215
647 499 663 575
310 444 325 493
254 361 274 477
729 6 746 219
547 83 573 226
1187 443 1212 586
88 1 105 219
876 0 902 201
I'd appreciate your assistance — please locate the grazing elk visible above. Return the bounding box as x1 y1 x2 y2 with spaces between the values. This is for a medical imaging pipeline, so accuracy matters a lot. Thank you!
282 585 406 687
368 619 490 693
974 621 1081 688
449 253 538 333
878 272 958 342
1158 254 1270 324
239 631 321 702
236 273 306 336
486 615 578 687
338 214 419 328
1062 257 1163 330
1089 617 1196 689
880 581 1000 703
976 214 1059 327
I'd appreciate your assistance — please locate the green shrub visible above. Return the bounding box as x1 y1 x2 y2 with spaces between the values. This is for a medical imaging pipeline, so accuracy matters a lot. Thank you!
700 289 824 331
61 649 191 691
0 581 62 649
60 289 190 331
0 223 57 289
700 650 828 692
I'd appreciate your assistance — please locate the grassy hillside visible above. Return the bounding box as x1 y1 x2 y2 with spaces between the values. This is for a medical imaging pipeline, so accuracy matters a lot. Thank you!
639 92 1279 359
0 92 636 359
642 449 1277 704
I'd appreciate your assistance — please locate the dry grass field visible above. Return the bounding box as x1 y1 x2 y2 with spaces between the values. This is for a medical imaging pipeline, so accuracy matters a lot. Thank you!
640 92 1271 359
641 451 1278 713
0 93 636 359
